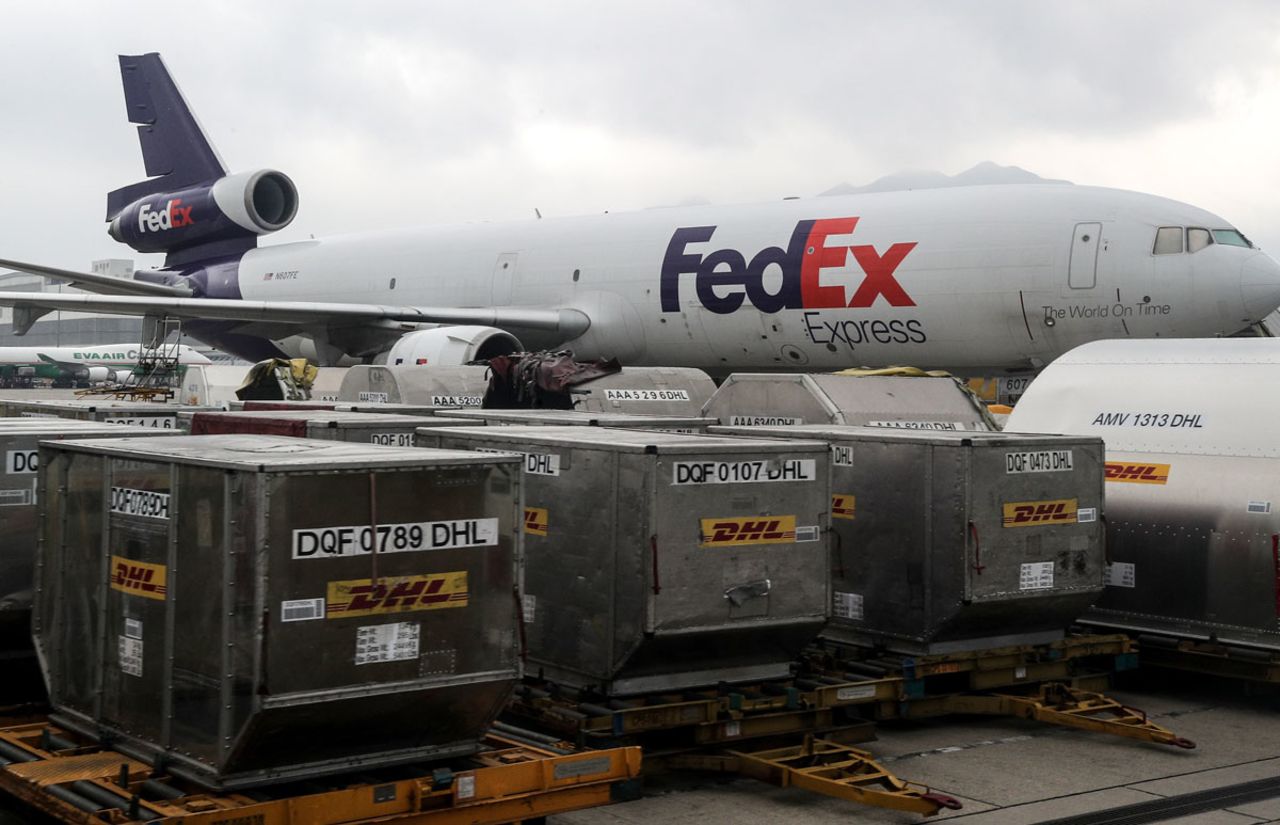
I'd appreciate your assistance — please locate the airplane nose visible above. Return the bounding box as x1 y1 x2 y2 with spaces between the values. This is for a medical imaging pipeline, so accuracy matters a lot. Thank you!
1241 252 1280 321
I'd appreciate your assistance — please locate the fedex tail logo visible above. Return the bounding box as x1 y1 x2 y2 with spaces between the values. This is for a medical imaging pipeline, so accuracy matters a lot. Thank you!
137 199 194 233
660 218 918 314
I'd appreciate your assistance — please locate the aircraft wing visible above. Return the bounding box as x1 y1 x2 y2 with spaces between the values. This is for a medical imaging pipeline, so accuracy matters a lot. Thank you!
0 258 190 297
0 291 592 338
36 353 88 372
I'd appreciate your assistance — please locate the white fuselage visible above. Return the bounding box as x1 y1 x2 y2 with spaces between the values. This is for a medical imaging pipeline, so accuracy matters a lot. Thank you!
233 184 1280 374
0 344 212 368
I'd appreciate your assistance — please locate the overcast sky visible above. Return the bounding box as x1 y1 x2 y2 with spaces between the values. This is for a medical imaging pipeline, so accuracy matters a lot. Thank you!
3 1 1279 270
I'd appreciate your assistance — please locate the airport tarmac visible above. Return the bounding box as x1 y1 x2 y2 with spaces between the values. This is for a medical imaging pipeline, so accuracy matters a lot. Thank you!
553 674 1280 824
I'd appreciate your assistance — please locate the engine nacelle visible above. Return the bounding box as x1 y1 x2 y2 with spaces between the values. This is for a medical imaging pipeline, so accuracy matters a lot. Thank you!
108 169 298 254
385 327 521 367
85 367 112 383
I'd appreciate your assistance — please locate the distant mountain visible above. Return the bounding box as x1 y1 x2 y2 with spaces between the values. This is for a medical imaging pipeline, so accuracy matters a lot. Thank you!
821 161 1071 196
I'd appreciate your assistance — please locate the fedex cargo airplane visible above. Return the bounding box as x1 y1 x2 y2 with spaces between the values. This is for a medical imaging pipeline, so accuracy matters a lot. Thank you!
0 53 1277 375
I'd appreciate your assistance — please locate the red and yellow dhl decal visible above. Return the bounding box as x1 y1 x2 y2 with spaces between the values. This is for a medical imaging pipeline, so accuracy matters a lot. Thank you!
700 515 797 547
326 572 468 618
1105 462 1171 485
523 507 549 536
109 555 167 601
1001 498 1078 528
832 494 856 521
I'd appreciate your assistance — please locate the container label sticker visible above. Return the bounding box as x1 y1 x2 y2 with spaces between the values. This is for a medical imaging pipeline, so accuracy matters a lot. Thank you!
1248 501 1273 514
1001 498 1078 528
110 556 168 600
795 525 820 542
327 572 469 618
867 420 966 430
700 516 797 547
109 487 171 520
369 432 415 447
1076 507 1098 523
103 415 177 428
553 756 613 779
0 488 32 507
523 507 549 536
4 450 37 475
354 621 420 665
431 394 484 407
832 494 856 520
455 774 476 800
18 412 58 418
602 389 690 401
835 684 877 701
1105 462 1171 485
281 598 326 622
833 591 864 620
472 447 562 475
673 459 817 485
1019 561 1055 590
1105 562 1136 588
292 517 498 558
1005 450 1074 474
728 415 803 426
1090 412 1204 429
118 636 143 677
522 594 536 623
124 618 143 640
358 391 389 403
831 445 854 466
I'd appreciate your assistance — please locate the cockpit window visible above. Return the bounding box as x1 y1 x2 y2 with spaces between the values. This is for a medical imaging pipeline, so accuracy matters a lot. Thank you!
1187 228 1212 253
1154 226 1183 255
1213 228 1253 248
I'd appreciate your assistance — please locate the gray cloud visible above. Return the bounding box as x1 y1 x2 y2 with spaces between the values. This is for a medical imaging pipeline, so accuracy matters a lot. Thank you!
2 1 1279 266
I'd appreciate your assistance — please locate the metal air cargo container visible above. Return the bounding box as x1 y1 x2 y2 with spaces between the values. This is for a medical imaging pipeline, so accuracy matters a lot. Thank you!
1005 338 1280 650
711 425 1106 653
702 373 995 430
415 426 830 694
34 435 522 789
0 399 204 429
435 409 715 432
185 410 464 448
341 365 716 415
339 365 491 407
0 420 182 660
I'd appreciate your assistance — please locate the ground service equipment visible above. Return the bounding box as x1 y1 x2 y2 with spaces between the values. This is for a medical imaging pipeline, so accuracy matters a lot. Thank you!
712 425 1106 653
701 373 995 430
416 425 830 694
1006 338 1280 652
34 435 523 789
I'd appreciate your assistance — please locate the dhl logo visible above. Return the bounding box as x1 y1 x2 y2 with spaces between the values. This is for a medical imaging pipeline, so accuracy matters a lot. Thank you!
524 507 549 536
1105 462 1170 485
832 494 856 521
109 555 167 601
1001 498 1079 528
700 515 796 547
326 572 468 618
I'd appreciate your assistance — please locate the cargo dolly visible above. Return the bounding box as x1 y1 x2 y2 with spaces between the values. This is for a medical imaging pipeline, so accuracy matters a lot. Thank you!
0 721 642 825
1124 633 1280 684
505 634 1193 817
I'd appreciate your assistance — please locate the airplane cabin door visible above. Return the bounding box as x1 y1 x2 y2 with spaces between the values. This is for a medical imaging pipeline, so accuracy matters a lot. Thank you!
1068 223 1101 289
492 253 518 304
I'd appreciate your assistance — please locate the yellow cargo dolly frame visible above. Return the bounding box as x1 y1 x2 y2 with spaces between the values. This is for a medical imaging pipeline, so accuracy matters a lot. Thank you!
0 722 642 825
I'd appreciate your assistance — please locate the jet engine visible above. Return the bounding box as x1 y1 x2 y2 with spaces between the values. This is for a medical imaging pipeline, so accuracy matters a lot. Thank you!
384 326 521 366
85 367 112 383
108 169 298 254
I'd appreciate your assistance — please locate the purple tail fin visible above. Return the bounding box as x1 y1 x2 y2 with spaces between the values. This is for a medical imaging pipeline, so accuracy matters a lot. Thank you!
106 53 227 221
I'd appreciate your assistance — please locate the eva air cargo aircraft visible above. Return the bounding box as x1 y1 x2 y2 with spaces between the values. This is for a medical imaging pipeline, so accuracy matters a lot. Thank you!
0 344 210 387
0 54 1277 377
